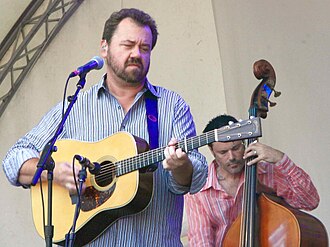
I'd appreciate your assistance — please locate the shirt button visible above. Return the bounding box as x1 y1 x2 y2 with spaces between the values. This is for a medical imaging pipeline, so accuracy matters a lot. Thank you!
118 106 121 109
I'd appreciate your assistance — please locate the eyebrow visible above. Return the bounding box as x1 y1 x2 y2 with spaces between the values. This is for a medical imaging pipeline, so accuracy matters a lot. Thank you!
121 39 151 47
120 40 135 45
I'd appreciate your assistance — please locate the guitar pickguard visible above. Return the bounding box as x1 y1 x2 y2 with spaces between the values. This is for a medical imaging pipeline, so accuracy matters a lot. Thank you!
80 184 116 211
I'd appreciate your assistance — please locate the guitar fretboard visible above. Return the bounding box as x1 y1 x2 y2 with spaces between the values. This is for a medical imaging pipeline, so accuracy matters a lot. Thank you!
115 132 216 176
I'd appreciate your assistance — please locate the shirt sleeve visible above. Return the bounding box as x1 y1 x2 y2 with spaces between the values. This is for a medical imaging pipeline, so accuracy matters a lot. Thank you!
184 193 215 246
258 154 320 210
2 102 64 186
166 97 208 194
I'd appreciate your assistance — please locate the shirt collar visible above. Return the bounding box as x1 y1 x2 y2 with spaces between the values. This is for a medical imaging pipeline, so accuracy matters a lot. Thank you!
201 160 221 191
201 160 247 192
96 74 107 97
144 79 160 97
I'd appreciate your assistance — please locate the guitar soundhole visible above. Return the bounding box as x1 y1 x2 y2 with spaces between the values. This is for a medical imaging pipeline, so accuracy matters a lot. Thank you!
94 160 116 187
80 160 116 212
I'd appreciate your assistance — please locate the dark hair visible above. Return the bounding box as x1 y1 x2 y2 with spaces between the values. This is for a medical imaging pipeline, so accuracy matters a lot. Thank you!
203 114 238 133
102 8 158 50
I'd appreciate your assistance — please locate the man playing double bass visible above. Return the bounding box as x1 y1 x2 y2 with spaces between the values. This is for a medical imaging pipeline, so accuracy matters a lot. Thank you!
184 114 320 246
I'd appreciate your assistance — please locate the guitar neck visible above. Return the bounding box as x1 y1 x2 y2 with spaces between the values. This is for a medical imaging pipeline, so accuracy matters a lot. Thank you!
115 132 215 176
115 117 261 176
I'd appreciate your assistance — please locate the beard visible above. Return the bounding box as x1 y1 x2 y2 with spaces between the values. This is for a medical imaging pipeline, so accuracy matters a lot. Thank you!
107 54 149 84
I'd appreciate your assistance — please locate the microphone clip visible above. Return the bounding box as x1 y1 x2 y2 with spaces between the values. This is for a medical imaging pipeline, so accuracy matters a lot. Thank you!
74 155 101 175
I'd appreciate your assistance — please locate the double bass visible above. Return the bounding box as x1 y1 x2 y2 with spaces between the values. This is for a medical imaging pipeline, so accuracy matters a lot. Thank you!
223 60 328 246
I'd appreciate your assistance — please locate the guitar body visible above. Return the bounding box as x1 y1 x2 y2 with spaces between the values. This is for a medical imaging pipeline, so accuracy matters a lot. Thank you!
31 132 153 246
223 193 329 246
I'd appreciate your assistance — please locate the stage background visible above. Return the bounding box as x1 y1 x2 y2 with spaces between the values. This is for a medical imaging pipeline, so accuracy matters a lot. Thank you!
0 0 329 246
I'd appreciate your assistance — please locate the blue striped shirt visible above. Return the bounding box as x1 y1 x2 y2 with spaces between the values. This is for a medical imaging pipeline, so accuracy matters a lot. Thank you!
2 76 207 246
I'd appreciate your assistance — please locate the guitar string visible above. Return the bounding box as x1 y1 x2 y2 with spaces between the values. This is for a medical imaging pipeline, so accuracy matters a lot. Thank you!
92 132 215 184
93 129 252 184
90 123 252 185
95 135 251 184
93 136 211 184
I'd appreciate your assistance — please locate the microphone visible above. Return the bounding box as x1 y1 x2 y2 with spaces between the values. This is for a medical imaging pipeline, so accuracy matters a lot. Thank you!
74 154 101 175
69 56 104 78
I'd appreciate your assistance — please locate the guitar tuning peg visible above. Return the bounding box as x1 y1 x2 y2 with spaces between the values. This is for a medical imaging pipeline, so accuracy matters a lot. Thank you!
238 119 243 122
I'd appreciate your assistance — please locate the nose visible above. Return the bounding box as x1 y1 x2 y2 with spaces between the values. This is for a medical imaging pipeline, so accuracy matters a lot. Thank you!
227 150 235 160
130 46 141 58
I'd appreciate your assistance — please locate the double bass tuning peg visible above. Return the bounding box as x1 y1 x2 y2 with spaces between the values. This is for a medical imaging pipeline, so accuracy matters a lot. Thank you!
273 89 281 97
269 86 281 97
262 96 277 107
269 101 277 107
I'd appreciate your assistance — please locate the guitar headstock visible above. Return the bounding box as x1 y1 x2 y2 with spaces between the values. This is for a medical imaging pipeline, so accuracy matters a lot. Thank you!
216 117 262 142
250 59 281 118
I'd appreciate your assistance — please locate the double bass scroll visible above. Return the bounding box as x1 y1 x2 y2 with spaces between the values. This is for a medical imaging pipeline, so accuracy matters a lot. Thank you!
249 59 280 119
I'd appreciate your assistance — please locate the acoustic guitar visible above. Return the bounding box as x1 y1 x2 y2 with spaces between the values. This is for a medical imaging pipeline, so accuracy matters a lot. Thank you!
31 117 262 246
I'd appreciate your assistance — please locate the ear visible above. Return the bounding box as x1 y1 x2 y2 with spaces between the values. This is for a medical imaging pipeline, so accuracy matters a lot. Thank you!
100 40 108 58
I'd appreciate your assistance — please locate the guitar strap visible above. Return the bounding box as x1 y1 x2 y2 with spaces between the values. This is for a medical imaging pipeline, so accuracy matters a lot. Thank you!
143 87 159 172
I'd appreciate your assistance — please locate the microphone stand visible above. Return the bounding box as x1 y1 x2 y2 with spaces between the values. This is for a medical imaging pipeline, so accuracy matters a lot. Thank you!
31 74 87 247
65 166 87 247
